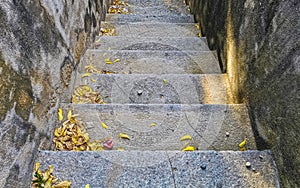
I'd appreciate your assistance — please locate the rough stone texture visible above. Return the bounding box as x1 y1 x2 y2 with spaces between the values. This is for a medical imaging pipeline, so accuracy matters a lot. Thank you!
187 0 300 186
95 36 209 51
75 74 231 104
59 104 256 151
0 0 103 187
35 150 279 187
80 49 221 74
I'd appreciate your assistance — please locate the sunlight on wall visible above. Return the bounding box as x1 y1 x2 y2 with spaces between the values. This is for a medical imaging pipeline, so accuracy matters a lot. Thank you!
225 3 239 104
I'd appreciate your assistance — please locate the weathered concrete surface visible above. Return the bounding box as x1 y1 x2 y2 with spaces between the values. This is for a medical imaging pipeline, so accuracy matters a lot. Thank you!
105 13 194 23
80 49 220 74
0 0 103 187
36 150 279 187
60 104 256 151
95 36 209 51
187 0 300 186
75 74 231 104
100 22 200 37
124 5 190 15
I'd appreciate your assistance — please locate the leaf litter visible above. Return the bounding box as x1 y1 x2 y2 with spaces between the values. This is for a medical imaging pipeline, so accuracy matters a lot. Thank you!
108 0 130 14
53 109 107 151
32 162 71 188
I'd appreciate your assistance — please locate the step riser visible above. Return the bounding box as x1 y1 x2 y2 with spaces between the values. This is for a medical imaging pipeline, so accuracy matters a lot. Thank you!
36 150 280 187
95 37 209 51
80 50 221 74
105 14 194 23
75 74 230 104
61 104 256 151
100 22 200 37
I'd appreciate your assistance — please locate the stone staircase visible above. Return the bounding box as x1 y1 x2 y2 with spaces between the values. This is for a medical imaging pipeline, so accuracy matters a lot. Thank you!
35 0 280 187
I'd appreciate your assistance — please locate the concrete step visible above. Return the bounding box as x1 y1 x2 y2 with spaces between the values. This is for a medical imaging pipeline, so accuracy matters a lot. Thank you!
100 22 200 37
74 74 231 104
60 103 256 151
124 0 188 8
80 50 221 74
94 36 209 51
105 13 194 23
123 5 190 16
35 150 279 187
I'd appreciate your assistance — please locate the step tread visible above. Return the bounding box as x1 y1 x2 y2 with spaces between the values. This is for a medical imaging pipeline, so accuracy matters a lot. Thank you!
124 0 188 7
105 13 194 23
121 5 191 16
59 103 256 151
36 150 279 187
94 36 209 51
100 22 200 37
74 74 231 104
80 50 221 74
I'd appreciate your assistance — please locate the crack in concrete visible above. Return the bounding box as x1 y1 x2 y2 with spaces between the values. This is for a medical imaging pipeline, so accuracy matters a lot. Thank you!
166 151 177 188
184 112 217 150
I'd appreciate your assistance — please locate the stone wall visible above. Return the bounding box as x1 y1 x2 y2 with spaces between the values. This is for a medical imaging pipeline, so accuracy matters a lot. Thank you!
187 0 300 186
0 0 105 187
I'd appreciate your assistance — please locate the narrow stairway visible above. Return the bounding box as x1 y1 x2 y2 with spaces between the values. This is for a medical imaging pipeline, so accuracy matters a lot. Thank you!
34 0 280 187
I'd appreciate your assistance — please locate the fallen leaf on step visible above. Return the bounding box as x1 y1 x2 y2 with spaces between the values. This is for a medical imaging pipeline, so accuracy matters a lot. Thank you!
81 73 91 78
182 145 195 151
169 8 174 11
52 180 72 188
163 79 167 85
180 134 193 141
114 58 121 63
101 122 108 129
238 138 247 148
117 147 124 151
150 123 157 127
119 133 131 140
103 139 113 149
58 108 63 121
85 184 90 188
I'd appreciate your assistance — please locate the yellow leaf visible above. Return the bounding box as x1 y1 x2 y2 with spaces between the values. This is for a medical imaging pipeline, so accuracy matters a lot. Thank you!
113 58 121 63
58 108 63 121
117 147 124 151
108 47 111 50
182 145 195 151
180 134 193 141
238 138 247 148
106 61 113 64
197 32 202 37
169 8 174 11
103 53 107 57
49 165 53 173
52 180 71 188
35 162 40 172
150 123 157 127
85 184 90 188
67 110 72 121
91 78 97 82
119 133 131 140
163 79 167 85
101 122 108 129
81 73 91 78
